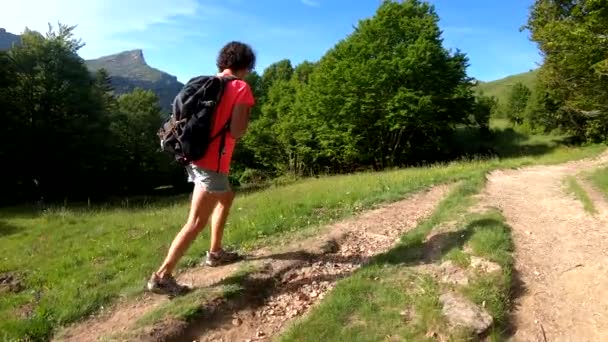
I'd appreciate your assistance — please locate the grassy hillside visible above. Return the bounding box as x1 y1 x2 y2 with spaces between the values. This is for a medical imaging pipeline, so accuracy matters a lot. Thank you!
475 69 539 105
0 125 605 341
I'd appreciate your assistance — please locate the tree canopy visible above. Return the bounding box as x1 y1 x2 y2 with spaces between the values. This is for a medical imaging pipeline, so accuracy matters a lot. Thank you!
525 0 608 141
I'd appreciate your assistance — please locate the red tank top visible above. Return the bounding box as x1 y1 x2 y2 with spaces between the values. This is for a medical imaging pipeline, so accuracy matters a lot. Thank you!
192 73 255 174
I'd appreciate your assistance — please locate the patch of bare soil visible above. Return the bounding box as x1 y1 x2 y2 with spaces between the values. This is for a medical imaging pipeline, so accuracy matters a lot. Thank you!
482 152 608 341
56 185 451 342
0 272 24 294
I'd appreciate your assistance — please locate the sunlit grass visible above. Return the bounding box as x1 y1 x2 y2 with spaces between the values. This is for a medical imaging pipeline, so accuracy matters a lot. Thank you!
564 176 597 214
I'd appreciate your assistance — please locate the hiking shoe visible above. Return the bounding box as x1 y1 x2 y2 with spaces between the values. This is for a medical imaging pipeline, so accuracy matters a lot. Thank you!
146 273 190 297
204 248 243 267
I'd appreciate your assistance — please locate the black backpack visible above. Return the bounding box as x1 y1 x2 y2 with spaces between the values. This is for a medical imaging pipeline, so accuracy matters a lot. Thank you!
158 75 236 169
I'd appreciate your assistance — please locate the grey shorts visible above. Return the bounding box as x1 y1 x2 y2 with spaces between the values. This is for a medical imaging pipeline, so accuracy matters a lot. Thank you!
185 165 231 193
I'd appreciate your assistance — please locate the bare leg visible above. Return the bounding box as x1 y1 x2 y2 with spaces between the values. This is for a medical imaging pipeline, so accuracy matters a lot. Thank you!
209 191 235 253
156 183 218 278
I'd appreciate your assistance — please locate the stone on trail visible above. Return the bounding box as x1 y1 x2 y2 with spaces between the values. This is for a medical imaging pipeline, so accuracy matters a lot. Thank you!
470 256 501 274
439 292 493 334
437 260 469 285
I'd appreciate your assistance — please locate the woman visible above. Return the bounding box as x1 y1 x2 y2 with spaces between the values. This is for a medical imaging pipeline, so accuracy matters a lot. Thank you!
147 41 256 296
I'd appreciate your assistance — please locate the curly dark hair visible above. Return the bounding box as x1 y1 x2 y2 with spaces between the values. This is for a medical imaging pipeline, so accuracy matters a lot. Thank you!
216 41 256 72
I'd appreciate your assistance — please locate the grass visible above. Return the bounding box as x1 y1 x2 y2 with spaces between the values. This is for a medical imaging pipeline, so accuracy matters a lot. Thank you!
461 210 514 338
564 176 598 214
279 179 515 341
475 70 539 125
443 248 471 268
279 268 445 342
475 69 538 105
0 131 605 341
589 167 608 200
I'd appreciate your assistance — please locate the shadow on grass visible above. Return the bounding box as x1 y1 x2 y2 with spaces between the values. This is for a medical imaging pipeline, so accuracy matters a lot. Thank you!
492 128 579 158
372 218 489 266
0 220 20 238
447 126 575 162
504 266 527 338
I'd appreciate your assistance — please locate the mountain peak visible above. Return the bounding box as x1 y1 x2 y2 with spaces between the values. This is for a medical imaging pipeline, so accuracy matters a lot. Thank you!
94 49 148 66
121 49 145 63
0 28 21 51
84 49 183 111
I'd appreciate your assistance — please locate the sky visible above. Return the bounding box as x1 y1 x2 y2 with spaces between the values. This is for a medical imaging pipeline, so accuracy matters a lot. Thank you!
1 0 542 83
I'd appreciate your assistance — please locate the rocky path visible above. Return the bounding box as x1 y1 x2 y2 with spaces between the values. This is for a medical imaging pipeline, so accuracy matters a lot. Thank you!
483 153 608 341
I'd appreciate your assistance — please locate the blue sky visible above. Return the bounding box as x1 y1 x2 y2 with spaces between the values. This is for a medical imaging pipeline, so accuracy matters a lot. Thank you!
1 0 541 83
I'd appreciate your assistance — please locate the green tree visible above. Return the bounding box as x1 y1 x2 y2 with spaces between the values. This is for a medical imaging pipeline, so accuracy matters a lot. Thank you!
232 65 296 179
300 0 474 171
505 82 531 125
292 61 316 83
93 68 116 110
260 59 294 96
5 23 110 200
0 51 24 203
275 61 318 174
108 88 166 192
236 60 318 177
243 71 264 120
472 93 497 136
525 0 608 141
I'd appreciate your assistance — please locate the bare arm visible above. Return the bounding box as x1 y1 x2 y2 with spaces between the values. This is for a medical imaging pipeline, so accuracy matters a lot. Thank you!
230 103 251 139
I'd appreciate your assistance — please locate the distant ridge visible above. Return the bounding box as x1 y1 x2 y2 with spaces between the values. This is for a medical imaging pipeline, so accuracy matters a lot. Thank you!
85 49 184 111
0 28 21 50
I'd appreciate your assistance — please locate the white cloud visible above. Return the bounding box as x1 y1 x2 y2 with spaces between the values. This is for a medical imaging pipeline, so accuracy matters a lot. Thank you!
0 0 200 58
301 0 319 7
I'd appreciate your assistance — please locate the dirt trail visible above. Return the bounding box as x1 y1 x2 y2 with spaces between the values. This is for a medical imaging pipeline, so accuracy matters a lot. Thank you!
56 185 451 342
483 153 608 342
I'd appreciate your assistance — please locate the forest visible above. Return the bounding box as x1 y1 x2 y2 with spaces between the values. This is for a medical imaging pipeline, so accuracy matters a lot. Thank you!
0 0 606 204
